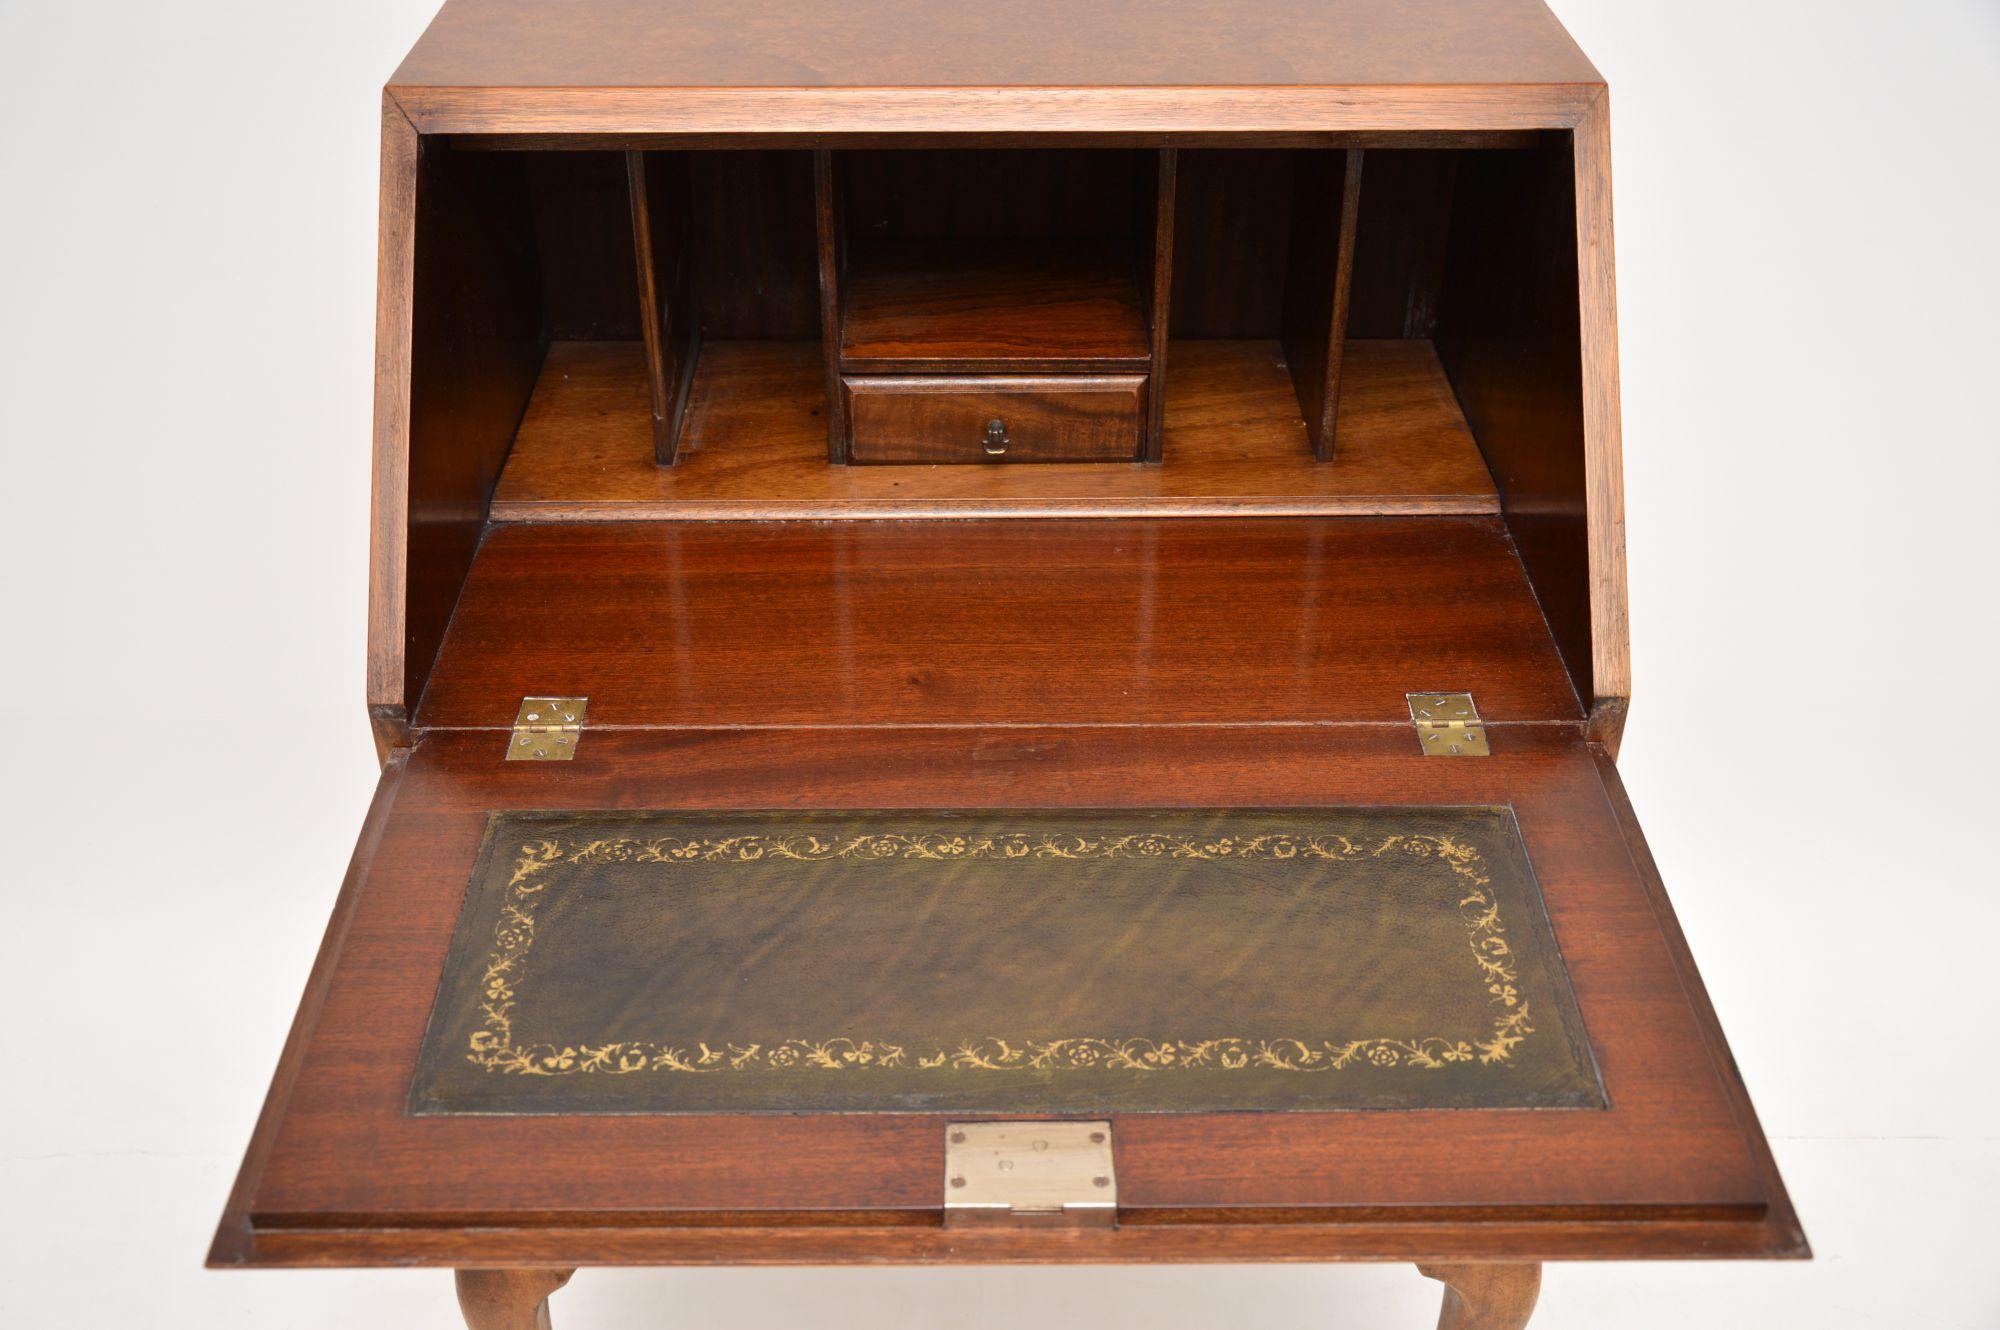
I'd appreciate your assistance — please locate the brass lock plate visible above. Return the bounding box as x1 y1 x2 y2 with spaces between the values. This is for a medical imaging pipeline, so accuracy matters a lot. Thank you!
944 1121 1116 1227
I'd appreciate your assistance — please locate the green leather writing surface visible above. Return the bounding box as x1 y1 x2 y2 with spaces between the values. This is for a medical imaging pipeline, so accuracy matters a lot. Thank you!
410 809 1603 1114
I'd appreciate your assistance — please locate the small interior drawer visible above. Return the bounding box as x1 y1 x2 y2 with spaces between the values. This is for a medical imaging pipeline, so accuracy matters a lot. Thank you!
844 374 1145 464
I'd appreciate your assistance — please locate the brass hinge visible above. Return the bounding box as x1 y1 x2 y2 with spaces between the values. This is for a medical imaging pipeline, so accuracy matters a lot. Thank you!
944 1121 1116 1228
506 696 588 761
1407 692 1490 757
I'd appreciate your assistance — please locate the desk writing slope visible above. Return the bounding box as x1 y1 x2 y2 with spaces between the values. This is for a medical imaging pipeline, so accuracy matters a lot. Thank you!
230 723 1788 1253
213 1 1803 1326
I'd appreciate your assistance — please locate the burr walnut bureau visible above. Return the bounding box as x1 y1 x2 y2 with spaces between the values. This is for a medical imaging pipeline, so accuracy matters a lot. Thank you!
210 0 1808 1326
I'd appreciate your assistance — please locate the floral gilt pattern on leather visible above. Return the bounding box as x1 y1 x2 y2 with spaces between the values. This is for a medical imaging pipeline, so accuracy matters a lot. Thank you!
410 810 1603 1114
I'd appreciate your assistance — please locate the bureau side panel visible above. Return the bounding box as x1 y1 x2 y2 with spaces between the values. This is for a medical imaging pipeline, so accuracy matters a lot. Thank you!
368 104 545 753
1434 127 1608 725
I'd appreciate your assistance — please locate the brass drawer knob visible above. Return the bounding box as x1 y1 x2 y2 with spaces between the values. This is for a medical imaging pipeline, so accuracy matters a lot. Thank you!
982 418 1010 456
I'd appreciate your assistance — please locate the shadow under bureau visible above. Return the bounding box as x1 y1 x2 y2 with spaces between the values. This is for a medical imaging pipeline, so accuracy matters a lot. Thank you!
210 0 1807 1326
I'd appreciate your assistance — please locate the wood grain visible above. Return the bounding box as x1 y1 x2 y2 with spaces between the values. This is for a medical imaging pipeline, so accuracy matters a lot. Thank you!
388 86 1602 141
303 0 1756 1297
488 340 1499 518
456 1269 573 1330
224 1215 1808 1268
1144 149 1178 460
1283 150 1365 460
368 118 545 753
814 149 846 461
366 96 419 747
844 374 1144 463
1419 1264 1542 1330
389 0 1602 92
1347 149 1459 339
625 151 698 465
1435 133 1593 720
412 517 1579 730
1570 92 1631 747
1168 149 1293 337
690 151 820 337
840 240 1150 372
213 726 1794 1265
406 146 546 712
842 148 1145 243
526 152 643 340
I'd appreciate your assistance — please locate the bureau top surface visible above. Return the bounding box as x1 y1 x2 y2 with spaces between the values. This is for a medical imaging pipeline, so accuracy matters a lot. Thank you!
389 0 1601 92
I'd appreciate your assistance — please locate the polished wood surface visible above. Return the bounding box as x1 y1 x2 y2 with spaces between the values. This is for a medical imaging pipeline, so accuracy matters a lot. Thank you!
1283 150 1365 460
1347 150 1459 339
814 149 848 461
526 152 643 340
390 0 1601 92
413 518 1578 729
1570 94 1630 747
1420 1264 1542 1330
842 149 1149 249
489 340 1499 518
845 374 1144 463
383 1 1602 138
1143 150 1178 461
211 725 1799 1265
364 135 1624 720
456 1269 573 1330
366 97 420 757
690 151 820 337
1433 117 1628 743
840 241 1150 372
521 149 822 341
271 0 1765 1299
394 86 1603 141
625 151 697 464
368 122 546 755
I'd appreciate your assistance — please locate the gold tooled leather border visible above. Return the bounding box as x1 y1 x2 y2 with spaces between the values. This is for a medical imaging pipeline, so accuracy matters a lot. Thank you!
465 831 1536 1077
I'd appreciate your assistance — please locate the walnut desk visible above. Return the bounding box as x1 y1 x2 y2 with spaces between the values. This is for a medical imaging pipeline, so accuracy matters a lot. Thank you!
210 1 1807 1326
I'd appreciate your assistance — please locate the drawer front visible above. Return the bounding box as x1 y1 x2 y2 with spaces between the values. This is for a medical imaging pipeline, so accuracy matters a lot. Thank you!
844 374 1145 464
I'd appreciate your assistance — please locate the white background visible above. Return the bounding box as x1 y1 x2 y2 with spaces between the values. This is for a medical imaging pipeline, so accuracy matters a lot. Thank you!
3 0 1996 1325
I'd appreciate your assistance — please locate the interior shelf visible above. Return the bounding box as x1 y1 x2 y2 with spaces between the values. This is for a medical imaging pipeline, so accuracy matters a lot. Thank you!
840 239 1150 371
489 339 1499 520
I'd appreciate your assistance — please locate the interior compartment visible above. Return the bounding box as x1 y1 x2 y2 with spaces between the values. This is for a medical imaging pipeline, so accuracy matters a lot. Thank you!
818 149 1171 463
385 133 1601 744
839 242 1150 370
401 138 1573 499
834 150 1156 373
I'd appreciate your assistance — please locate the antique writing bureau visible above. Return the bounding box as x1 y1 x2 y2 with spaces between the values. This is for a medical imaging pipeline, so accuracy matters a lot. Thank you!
210 1 1807 1326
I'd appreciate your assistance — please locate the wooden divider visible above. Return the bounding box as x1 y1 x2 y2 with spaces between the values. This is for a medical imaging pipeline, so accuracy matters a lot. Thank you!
1143 148 1179 463
625 151 698 465
813 149 848 463
1282 148 1365 461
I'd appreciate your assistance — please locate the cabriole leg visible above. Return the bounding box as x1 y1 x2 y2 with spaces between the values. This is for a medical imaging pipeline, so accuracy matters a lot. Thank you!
454 1269 575 1330
1416 1263 1542 1330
